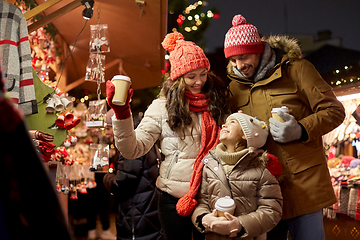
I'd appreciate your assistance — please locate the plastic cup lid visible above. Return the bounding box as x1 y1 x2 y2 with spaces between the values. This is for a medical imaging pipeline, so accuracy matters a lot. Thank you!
111 75 131 83
271 106 289 113
215 196 235 211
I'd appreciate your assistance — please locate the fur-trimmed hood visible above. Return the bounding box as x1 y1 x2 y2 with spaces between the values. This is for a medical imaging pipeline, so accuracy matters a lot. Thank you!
264 35 302 61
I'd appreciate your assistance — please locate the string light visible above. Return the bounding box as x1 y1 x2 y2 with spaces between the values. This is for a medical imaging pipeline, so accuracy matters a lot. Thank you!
328 63 359 88
175 1 217 32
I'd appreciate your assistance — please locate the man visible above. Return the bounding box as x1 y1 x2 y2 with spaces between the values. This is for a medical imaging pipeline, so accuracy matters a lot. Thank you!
223 14 345 240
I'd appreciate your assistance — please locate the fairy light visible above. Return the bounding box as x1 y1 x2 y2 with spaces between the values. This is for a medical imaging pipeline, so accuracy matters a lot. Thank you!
176 1 216 32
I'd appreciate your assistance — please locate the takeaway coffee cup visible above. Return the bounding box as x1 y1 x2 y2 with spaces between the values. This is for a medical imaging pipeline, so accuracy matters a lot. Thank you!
215 196 235 217
271 106 290 123
111 75 131 106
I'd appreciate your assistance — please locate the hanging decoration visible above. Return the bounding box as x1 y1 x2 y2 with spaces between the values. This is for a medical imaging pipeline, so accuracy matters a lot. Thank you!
85 6 110 83
85 2 109 128
86 99 107 128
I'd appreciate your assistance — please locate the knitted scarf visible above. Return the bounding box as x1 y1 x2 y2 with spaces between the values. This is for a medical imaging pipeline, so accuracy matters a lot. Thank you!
176 91 220 216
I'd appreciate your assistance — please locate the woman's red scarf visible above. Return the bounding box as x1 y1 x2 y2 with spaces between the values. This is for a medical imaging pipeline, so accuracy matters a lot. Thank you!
176 91 220 216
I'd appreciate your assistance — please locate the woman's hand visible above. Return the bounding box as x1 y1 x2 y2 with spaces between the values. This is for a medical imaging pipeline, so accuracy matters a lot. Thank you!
106 80 133 119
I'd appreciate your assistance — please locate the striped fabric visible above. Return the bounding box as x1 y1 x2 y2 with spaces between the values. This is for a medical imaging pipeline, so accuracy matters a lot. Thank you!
0 1 38 115
224 14 264 58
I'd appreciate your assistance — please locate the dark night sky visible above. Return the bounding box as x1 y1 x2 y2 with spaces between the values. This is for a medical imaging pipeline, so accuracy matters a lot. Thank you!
202 0 360 53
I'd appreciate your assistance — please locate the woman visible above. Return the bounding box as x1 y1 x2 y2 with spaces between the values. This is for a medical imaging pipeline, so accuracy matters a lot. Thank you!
106 32 230 240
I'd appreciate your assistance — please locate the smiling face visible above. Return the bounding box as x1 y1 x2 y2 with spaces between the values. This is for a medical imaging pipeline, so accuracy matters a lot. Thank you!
220 116 246 152
183 68 208 94
229 54 261 79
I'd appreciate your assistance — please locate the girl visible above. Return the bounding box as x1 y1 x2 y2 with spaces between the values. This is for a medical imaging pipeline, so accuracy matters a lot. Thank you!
192 112 283 240
106 32 230 240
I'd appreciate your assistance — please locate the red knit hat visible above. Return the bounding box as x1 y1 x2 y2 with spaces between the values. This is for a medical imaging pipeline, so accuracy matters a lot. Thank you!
224 14 264 58
162 32 210 81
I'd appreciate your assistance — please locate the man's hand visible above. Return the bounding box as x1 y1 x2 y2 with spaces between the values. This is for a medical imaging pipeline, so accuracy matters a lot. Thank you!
269 110 302 143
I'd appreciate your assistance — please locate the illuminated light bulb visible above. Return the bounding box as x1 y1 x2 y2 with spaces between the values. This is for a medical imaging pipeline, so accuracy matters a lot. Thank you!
165 54 169 60
335 70 340 73
188 16 193 21
192 26 198 31
195 14 199 19
198 1 203 5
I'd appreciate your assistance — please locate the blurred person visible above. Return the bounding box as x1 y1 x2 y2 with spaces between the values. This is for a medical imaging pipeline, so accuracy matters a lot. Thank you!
103 116 163 240
86 110 117 240
0 64 73 240
223 14 345 240
106 32 230 239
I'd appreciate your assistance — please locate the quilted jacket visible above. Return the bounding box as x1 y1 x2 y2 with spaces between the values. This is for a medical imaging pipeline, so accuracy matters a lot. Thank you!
192 148 283 240
112 98 203 198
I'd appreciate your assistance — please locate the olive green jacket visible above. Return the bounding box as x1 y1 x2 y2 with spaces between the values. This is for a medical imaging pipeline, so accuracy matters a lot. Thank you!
227 35 345 219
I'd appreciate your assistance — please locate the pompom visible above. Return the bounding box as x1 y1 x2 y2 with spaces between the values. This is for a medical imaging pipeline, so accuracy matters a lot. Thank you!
176 194 198 216
232 14 247 26
161 32 184 52
266 153 283 176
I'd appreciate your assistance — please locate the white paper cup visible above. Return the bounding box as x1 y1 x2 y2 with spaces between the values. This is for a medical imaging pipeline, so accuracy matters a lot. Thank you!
215 196 235 217
271 106 290 123
111 75 131 106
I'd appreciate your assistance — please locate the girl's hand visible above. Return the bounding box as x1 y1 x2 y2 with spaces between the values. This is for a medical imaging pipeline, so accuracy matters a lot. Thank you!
210 212 241 237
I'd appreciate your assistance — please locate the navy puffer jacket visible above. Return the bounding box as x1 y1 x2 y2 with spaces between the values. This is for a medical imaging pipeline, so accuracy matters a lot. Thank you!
103 140 163 240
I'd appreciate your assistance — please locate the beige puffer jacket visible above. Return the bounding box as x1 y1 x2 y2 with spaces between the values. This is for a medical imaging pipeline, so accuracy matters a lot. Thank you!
112 98 203 198
192 148 283 240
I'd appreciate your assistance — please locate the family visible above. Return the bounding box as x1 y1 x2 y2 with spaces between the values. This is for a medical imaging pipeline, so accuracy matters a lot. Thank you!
105 14 345 240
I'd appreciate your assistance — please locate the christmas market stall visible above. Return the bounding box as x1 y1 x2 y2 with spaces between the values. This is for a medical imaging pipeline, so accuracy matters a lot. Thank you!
4 0 167 227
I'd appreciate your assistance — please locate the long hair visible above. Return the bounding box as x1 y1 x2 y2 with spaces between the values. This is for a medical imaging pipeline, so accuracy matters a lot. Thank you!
159 71 230 132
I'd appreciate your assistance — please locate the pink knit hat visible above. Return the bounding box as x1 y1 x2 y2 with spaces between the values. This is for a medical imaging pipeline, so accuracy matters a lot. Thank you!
162 32 210 80
224 14 264 58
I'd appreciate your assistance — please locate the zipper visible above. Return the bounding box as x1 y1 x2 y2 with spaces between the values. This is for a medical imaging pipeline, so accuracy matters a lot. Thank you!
131 197 135 240
166 152 179 179
208 152 231 192
208 151 251 198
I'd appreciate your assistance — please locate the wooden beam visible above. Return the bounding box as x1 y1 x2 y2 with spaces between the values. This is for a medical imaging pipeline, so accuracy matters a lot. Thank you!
27 0 83 33
4 0 16 4
63 59 121 93
24 0 62 21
